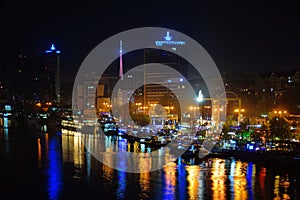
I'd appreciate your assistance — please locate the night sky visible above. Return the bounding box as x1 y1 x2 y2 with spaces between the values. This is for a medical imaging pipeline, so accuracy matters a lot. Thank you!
2 1 300 82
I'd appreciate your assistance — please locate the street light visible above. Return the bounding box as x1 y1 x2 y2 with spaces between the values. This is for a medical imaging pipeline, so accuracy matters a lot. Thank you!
273 110 287 117
234 108 245 126
197 90 204 125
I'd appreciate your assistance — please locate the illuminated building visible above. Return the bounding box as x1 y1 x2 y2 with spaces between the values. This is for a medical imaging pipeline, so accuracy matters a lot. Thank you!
38 44 61 104
73 72 118 115
143 31 189 106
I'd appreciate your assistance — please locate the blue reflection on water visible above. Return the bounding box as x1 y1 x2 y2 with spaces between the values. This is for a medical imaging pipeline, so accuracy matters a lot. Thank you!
3 128 10 157
47 133 63 200
117 150 127 199
162 175 174 199
177 157 187 200
117 170 127 199
229 158 236 198
247 162 254 200
86 150 91 182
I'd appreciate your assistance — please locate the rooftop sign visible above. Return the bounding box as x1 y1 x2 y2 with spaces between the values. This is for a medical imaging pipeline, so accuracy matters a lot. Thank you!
155 31 186 46
45 44 61 54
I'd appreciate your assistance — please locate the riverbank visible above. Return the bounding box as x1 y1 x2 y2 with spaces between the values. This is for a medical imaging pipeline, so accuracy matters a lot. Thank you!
200 150 300 170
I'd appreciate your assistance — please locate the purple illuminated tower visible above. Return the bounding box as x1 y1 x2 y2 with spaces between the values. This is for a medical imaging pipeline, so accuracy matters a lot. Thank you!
119 40 123 80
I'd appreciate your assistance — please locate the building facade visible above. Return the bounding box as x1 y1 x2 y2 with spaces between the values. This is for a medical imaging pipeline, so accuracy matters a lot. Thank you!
37 44 61 105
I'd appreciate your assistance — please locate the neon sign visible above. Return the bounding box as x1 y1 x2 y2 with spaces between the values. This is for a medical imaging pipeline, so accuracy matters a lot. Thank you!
155 31 186 46
45 44 61 54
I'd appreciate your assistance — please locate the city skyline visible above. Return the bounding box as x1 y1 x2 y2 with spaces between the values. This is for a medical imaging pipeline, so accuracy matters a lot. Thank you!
2 1 300 82
2 2 300 199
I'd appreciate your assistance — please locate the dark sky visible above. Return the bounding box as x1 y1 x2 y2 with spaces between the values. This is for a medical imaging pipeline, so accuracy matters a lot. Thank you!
1 0 300 81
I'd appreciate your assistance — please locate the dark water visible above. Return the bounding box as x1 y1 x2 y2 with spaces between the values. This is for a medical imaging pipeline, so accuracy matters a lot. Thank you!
0 126 300 200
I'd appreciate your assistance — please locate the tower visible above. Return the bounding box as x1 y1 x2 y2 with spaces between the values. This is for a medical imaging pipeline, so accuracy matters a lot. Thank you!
119 40 124 80
143 30 188 106
39 44 61 105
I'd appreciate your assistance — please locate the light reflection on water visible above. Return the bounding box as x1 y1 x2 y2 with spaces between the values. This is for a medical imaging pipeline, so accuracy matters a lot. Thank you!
0 127 300 199
163 162 177 200
211 159 226 200
47 133 63 200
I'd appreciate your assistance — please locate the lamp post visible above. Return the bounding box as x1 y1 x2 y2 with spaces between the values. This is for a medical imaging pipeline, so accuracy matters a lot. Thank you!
197 90 204 125
234 108 245 126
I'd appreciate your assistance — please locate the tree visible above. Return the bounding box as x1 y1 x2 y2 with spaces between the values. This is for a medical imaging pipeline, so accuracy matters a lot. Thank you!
269 117 291 140
239 118 250 132
131 114 151 126
221 116 236 140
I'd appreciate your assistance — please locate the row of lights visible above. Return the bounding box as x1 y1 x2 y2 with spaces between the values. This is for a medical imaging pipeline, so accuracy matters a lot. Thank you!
36 102 52 107
234 108 245 113
273 110 287 115
102 102 112 108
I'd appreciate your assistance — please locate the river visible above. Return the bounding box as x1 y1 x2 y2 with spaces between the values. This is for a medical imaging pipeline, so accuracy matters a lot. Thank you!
0 125 299 200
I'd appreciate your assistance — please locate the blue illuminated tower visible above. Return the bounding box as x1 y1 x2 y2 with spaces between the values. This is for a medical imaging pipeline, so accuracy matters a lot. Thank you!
39 44 61 104
143 30 188 106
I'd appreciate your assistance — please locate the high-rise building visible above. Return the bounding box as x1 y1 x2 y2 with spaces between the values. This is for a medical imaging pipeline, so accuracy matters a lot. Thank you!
7 54 33 100
38 44 61 105
73 72 118 115
143 31 189 107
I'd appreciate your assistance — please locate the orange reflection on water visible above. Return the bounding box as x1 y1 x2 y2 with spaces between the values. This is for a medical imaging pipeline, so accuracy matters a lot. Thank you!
102 163 114 184
61 129 81 163
37 138 42 167
163 162 177 199
274 175 280 199
211 159 226 200
233 161 248 200
139 172 150 199
43 133 49 164
73 133 83 166
186 165 201 199
138 153 152 172
274 174 291 200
